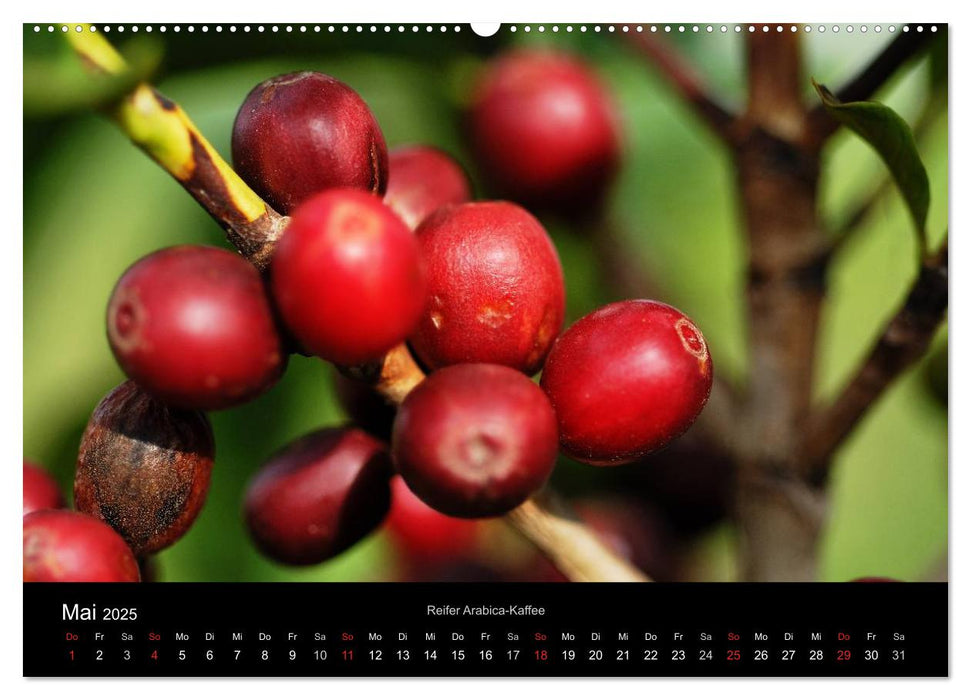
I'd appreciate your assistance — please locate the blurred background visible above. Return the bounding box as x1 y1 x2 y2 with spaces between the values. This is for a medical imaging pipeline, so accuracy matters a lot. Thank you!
23 25 947 583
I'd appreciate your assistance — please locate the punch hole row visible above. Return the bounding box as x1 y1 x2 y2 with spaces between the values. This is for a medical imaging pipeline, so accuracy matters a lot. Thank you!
507 24 936 34
32 24 940 35
33 25 466 34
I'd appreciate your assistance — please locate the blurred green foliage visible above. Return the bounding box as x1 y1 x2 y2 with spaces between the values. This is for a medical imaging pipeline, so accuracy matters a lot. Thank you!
22 26 947 582
23 35 163 117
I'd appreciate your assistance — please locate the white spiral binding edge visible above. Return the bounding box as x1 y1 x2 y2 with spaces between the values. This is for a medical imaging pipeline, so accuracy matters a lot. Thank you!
31 24 941 36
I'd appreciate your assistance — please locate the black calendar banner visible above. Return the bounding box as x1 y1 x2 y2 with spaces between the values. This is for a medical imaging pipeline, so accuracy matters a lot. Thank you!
24 582 947 677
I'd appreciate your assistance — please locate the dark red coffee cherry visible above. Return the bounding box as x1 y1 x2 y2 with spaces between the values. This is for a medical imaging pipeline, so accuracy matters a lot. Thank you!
107 245 286 411
541 300 713 465
232 71 388 214
392 364 559 518
410 202 565 375
244 428 393 565
386 475 483 564
23 510 140 582
333 370 397 441
469 50 620 212
271 189 426 365
23 460 65 516
384 145 472 229
75 381 215 556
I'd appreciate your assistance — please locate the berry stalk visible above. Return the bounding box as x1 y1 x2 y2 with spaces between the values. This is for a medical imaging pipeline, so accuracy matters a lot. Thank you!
506 493 652 583
65 27 286 269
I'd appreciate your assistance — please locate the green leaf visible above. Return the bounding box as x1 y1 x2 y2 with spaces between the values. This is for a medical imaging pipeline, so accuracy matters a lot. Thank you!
813 79 930 251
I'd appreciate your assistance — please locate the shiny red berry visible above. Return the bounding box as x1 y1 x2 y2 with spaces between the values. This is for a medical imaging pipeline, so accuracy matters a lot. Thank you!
469 50 620 211
244 428 393 565
271 189 426 365
232 71 388 214
393 364 558 518
75 381 215 556
541 300 713 465
23 460 64 516
107 245 286 411
410 202 564 375
384 145 472 229
386 475 482 563
23 510 141 582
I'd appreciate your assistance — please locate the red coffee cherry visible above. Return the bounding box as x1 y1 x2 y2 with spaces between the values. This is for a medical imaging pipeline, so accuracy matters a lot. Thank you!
23 460 65 516
75 381 215 556
271 189 426 365
23 510 140 582
232 71 388 214
107 245 286 411
244 428 393 565
333 370 397 441
541 300 713 465
386 475 482 563
392 364 559 518
411 202 565 375
384 145 471 229
469 50 620 212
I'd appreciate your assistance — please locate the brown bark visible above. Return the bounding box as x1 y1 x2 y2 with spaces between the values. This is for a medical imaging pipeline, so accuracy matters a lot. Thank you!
733 31 829 581
803 241 948 479
627 27 946 583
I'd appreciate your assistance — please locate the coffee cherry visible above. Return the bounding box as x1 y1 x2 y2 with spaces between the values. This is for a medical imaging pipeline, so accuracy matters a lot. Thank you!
24 510 140 582
244 428 393 565
469 50 620 212
271 189 426 365
333 370 397 441
541 300 713 465
384 145 471 229
23 460 65 516
75 381 215 556
232 71 388 214
107 245 286 411
410 202 565 375
393 364 559 518
386 475 482 563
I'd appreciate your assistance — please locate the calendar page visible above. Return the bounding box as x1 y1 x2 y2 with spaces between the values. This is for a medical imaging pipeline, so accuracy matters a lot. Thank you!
22 21 948 678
